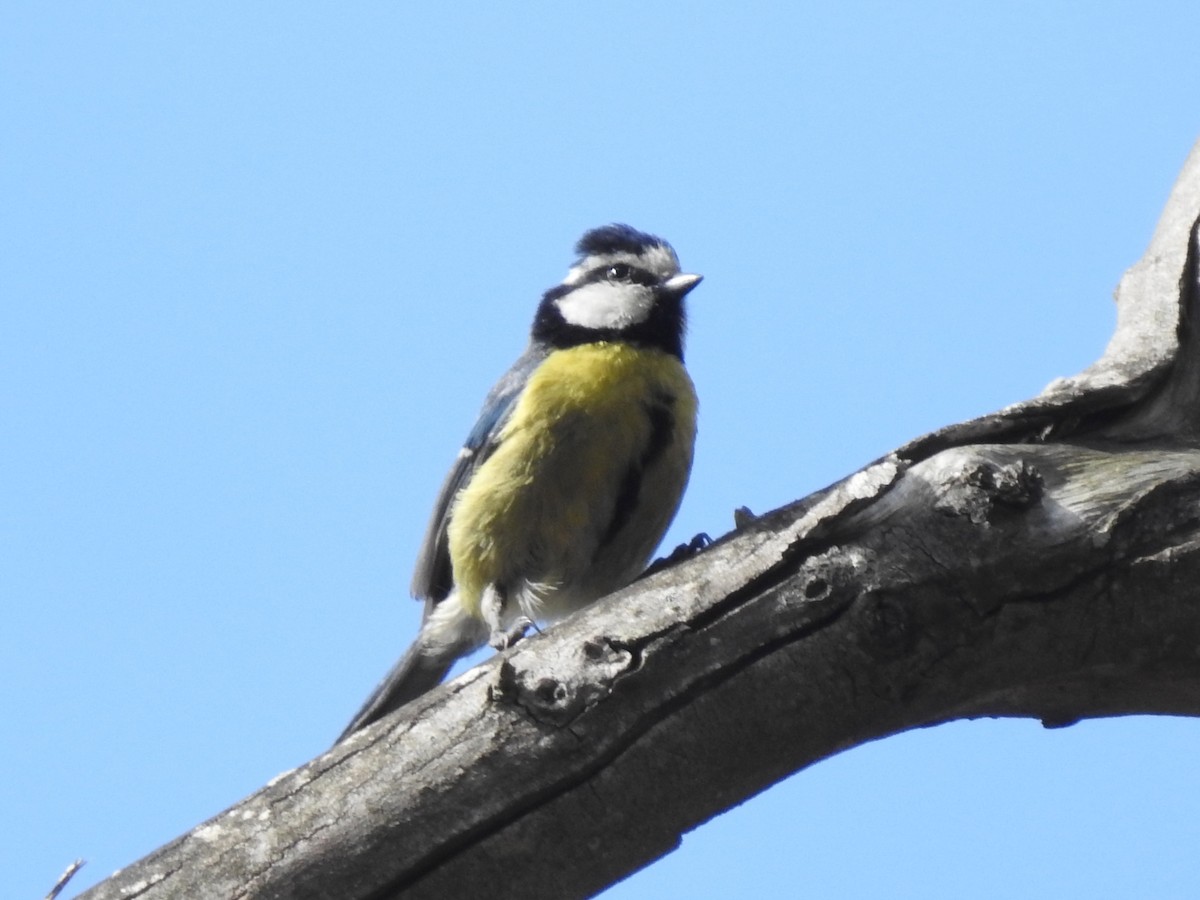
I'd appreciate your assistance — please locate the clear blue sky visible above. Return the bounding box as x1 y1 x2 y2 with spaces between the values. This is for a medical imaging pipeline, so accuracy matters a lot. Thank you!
5 4 1200 898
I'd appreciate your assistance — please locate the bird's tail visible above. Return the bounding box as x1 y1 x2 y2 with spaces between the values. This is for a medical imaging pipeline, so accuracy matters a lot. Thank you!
335 636 464 744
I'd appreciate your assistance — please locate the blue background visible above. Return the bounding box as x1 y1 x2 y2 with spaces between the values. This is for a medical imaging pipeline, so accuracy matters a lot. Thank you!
4 3 1200 897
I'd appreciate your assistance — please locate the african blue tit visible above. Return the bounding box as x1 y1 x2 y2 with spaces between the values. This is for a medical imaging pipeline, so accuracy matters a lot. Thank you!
337 224 701 741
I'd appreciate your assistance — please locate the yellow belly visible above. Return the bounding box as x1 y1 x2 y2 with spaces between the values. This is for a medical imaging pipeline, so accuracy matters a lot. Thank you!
447 342 697 621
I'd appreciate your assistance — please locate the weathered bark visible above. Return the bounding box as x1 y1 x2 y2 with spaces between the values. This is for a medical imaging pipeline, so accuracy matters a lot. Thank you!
78 138 1200 900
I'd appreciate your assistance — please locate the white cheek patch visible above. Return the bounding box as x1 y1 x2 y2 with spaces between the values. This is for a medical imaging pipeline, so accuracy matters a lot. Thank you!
556 281 655 330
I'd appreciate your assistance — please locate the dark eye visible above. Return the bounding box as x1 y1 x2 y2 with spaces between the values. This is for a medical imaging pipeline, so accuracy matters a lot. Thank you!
606 263 631 281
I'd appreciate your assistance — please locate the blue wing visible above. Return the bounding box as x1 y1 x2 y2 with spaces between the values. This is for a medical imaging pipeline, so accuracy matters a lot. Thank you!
409 343 549 606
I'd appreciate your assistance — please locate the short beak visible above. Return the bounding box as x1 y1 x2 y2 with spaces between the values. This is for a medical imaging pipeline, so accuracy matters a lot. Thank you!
662 272 703 297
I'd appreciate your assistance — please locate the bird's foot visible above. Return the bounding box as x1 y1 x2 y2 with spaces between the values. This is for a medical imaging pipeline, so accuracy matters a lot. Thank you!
640 532 712 579
490 616 533 650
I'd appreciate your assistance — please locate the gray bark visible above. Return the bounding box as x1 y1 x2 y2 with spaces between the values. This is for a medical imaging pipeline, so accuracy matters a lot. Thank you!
77 138 1200 900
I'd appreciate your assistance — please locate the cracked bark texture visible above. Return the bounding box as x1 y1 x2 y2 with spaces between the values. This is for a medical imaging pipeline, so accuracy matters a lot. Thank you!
77 138 1200 900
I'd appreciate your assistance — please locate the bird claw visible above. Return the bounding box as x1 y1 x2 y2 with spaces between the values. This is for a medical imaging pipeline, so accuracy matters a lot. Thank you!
490 616 533 650
640 532 712 579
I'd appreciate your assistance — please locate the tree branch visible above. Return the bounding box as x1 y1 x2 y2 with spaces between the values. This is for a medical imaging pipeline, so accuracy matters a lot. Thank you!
77 137 1200 900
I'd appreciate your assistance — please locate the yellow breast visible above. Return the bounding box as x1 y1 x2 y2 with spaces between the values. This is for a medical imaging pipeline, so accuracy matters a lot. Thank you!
447 342 697 619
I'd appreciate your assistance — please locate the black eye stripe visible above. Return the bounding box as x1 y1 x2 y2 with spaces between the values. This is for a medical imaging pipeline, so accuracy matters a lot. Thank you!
582 264 658 288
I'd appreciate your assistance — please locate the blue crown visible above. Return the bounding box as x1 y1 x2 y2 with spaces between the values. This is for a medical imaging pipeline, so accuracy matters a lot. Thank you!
575 224 667 259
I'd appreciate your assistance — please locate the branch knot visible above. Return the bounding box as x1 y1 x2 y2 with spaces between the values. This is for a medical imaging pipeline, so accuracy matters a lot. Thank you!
933 454 1043 525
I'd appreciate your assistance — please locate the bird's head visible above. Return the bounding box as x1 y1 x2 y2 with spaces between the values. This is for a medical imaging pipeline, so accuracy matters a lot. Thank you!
532 224 701 360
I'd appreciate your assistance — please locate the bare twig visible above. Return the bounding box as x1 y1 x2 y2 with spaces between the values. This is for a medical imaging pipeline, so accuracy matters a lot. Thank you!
45 859 85 900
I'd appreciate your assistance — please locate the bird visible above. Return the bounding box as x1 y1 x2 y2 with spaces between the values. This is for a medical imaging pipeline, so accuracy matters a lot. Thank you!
337 224 702 742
